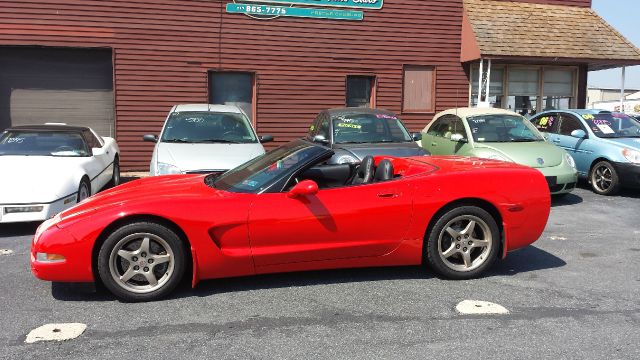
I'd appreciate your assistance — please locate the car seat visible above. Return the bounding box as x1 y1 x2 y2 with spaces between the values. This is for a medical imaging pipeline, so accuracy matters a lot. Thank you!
351 155 375 185
373 159 394 182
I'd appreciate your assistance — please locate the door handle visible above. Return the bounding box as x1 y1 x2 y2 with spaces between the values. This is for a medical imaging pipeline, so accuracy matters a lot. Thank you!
431 142 437 146
377 192 399 198
552 139 560 143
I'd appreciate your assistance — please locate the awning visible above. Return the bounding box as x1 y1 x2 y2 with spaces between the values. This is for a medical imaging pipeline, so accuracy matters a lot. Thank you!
461 0 640 70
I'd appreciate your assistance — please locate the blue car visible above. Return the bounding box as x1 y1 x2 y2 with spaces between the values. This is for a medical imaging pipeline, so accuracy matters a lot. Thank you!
529 110 640 195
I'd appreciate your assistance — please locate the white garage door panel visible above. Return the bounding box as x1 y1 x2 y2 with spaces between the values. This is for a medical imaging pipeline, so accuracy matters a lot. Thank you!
10 89 114 137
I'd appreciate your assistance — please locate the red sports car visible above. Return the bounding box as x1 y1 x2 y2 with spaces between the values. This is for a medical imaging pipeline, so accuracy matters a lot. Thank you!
31 140 551 302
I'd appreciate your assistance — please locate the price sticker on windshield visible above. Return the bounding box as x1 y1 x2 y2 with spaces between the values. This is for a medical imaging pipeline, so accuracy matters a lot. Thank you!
596 124 615 134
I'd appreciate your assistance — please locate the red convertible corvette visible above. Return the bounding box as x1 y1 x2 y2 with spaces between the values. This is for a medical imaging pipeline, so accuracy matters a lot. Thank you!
31 140 551 301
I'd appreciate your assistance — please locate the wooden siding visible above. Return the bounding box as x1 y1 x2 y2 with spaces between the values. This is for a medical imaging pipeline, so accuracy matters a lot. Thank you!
0 0 591 169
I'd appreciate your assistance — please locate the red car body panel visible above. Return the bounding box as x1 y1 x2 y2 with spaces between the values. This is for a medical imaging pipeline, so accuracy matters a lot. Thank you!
31 155 551 285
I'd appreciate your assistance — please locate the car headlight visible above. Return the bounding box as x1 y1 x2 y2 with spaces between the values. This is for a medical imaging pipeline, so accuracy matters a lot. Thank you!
157 162 182 175
336 155 358 164
565 153 576 168
622 148 640 164
33 213 61 245
486 154 512 162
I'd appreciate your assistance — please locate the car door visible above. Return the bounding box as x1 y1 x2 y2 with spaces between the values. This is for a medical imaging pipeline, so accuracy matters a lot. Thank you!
248 179 414 267
552 113 594 176
82 129 111 190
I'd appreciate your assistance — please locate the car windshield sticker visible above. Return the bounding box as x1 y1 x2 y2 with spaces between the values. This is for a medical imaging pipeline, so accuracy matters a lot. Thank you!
538 116 554 129
470 118 486 123
184 117 204 123
478 137 485 141
596 124 615 134
592 119 611 126
337 123 362 129
582 114 595 120
241 179 259 188
375 114 398 120
472 128 478 133
6 137 25 144
309 125 315 131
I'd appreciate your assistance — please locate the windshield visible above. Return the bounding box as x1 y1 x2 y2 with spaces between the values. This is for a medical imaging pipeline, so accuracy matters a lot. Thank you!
211 140 329 193
467 114 544 143
332 113 412 144
0 130 89 157
160 111 257 143
581 113 640 138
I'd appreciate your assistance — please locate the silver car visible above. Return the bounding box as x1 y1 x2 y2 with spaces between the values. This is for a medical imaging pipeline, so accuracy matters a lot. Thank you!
143 104 273 175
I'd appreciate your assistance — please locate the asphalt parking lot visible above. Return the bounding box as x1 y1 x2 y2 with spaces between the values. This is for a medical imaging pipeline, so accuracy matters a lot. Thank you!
0 184 639 359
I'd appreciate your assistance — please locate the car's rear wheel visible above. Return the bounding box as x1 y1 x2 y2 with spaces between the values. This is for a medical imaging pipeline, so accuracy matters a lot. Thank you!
425 206 499 279
77 178 91 203
97 222 186 302
590 161 620 195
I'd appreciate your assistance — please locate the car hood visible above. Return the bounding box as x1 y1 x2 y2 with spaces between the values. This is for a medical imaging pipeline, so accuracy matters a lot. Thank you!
60 174 221 218
334 142 427 160
0 156 83 203
599 137 640 150
475 141 564 168
157 142 265 172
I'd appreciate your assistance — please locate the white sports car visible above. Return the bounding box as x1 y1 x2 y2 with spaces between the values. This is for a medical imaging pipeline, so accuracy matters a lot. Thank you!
0 124 120 223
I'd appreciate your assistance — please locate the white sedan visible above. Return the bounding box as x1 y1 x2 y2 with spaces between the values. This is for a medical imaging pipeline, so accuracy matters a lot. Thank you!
0 124 120 223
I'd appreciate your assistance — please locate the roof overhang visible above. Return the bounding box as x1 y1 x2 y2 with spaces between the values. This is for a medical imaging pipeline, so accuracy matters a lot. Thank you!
461 0 640 71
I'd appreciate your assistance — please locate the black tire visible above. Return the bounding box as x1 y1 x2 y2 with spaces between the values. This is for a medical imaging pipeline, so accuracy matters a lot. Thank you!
589 160 620 196
425 206 499 280
97 222 186 302
111 157 121 187
77 177 91 203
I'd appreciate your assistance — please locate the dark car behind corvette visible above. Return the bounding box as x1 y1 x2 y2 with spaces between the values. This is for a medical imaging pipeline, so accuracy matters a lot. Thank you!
306 108 429 164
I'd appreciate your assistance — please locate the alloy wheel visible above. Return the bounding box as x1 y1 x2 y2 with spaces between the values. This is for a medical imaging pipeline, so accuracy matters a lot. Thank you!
592 165 613 192
437 215 492 272
108 232 175 294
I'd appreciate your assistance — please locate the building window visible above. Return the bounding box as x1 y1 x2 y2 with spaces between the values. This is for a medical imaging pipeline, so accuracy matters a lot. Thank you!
346 75 375 108
402 65 435 113
469 65 576 116
209 72 255 121
543 69 574 111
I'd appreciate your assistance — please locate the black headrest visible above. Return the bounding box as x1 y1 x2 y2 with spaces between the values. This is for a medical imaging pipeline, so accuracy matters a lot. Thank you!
374 159 394 182
352 155 375 184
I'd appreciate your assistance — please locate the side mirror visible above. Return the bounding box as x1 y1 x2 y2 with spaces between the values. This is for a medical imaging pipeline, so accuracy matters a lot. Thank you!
411 132 422 141
450 133 468 143
259 134 274 143
143 134 158 143
570 129 587 139
287 180 319 199
92 147 106 156
313 135 330 145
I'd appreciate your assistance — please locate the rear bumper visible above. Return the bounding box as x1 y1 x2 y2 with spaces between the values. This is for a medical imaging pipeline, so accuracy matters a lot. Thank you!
613 162 640 189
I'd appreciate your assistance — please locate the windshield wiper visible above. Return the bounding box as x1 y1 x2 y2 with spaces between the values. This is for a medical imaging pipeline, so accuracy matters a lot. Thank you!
509 139 538 142
337 141 371 144
198 139 242 143
163 139 193 143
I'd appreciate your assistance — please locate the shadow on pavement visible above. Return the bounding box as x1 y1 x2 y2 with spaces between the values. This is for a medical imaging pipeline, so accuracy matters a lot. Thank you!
50 247 566 302
488 245 566 277
0 222 39 237
576 181 640 199
551 192 583 207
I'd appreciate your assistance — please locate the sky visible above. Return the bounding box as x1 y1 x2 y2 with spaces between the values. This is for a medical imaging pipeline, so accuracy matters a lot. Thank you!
589 0 640 89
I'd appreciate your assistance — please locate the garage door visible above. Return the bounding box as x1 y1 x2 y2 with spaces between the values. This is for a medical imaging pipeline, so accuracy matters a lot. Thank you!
0 47 114 137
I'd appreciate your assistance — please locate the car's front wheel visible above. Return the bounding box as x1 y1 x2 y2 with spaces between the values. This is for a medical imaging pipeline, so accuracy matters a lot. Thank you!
97 222 186 302
590 160 620 195
425 206 499 279
77 178 91 203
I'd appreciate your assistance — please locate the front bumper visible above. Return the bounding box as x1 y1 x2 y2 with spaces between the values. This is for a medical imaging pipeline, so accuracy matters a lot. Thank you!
537 165 579 195
30 222 94 282
0 195 75 223
613 162 640 188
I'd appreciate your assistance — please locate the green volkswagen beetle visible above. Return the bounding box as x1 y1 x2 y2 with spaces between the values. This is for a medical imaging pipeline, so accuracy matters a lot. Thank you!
421 108 578 195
